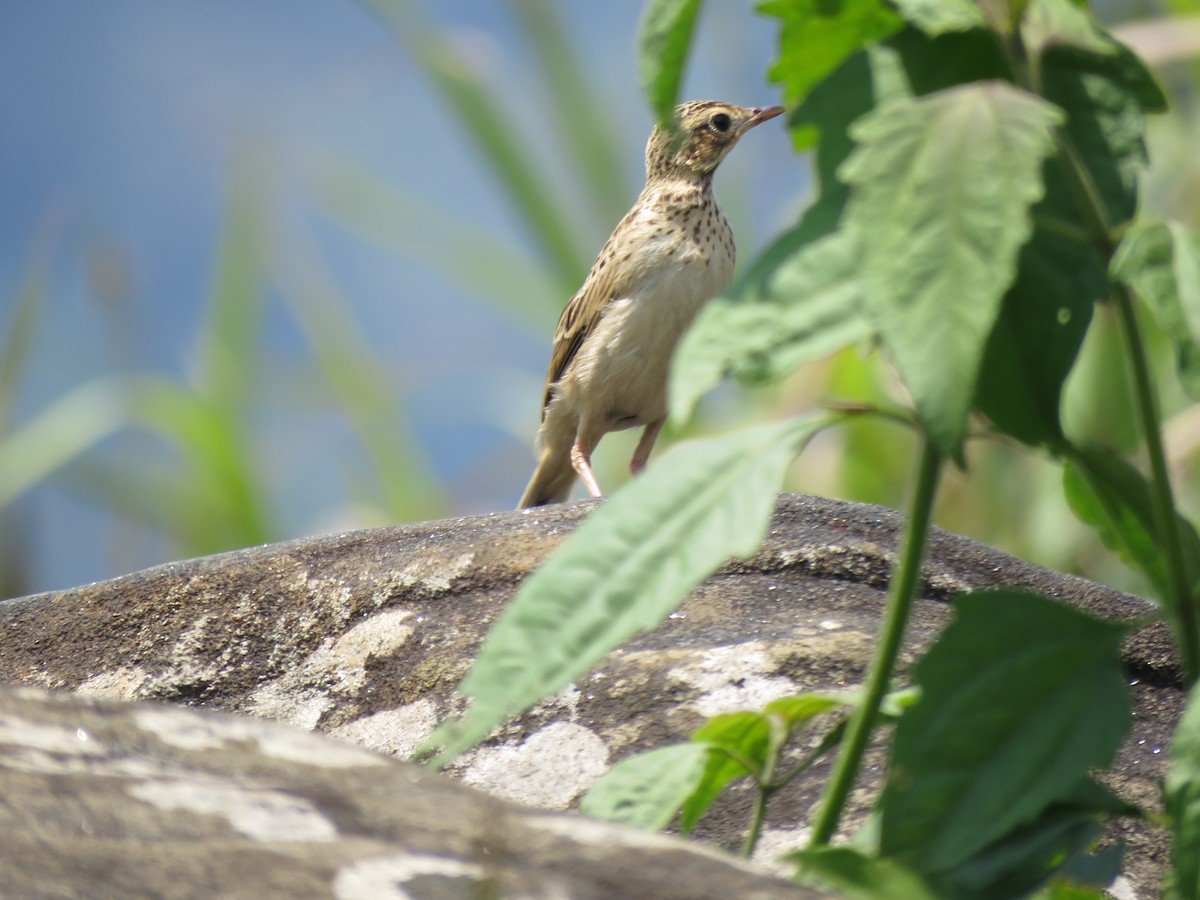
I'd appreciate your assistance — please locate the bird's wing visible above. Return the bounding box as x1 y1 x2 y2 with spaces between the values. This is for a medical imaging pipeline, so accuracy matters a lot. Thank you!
540 240 637 418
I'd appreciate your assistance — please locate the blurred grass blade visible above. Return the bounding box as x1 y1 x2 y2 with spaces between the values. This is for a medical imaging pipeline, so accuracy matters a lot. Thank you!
426 415 831 764
639 0 703 127
273 224 445 523
174 152 274 549
508 0 631 226
0 378 129 511
130 375 272 551
0 228 53 431
313 156 561 329
198 151 270 416
361 0 587 290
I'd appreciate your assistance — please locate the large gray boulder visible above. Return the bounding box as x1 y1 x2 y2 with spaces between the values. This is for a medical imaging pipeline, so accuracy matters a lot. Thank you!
0 494 1181 897
0 682 810 898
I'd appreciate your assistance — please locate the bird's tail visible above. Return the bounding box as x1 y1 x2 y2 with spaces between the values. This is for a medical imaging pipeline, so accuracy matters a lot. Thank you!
518 437 576 509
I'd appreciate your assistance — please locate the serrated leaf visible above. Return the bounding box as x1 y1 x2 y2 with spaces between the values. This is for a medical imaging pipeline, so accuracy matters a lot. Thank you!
791 846 940 899
1165 681 1200 899
579 742 710 830
1023 0 1166 113
1112 219 1200 400
891 0 984 35
671 229 868 423
1063 441 1200 600
425 416 828 763
880 591 1130 872
1037 14 1165 234
760 0 902 111
840 81 1063 459
638 0 703 128
1022 0 1115 57
974 230 1101 448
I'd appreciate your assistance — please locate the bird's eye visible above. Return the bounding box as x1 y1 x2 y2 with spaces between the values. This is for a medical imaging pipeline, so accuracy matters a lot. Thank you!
710 113 732 133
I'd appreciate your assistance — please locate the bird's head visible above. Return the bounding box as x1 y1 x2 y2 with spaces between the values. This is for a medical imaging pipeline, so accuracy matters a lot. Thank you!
646 101 784 180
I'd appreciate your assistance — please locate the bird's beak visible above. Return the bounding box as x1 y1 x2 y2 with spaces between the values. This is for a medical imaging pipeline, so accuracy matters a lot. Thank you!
742 105 785 132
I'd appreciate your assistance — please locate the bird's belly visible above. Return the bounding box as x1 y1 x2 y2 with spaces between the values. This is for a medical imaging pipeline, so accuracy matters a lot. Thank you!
573 256 728 429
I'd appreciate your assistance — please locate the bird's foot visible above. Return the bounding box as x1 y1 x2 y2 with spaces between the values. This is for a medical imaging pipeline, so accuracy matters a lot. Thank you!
571 442 603 498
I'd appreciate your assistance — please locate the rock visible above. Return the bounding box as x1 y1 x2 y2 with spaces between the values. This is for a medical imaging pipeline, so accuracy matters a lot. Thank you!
0 494 1181 896
0 683 809 898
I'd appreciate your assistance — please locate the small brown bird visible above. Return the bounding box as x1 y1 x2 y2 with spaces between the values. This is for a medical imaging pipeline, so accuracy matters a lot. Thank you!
518 100 784 508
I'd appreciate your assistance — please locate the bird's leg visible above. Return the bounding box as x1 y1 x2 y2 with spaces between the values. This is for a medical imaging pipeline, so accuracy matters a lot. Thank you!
571 439 603 498
630 419 665 477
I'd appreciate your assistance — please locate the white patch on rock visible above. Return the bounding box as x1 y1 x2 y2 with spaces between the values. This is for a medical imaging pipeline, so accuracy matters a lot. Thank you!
461 723 609 809
396 552 475 594
1107 877 1138 900
668 644 797 717
76 666 152 700
135 707 386 768
332 853 484 900
0 714 106 756
128 778 338 842
750 827 810 876
248 607 415 728
330 701 437 759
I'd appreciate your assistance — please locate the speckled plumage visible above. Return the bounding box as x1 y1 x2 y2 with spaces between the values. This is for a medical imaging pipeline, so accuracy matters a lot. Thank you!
518 101 784 509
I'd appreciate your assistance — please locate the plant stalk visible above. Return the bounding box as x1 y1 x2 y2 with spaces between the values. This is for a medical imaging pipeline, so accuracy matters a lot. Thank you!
1112 284 1200 681
808 440 943 845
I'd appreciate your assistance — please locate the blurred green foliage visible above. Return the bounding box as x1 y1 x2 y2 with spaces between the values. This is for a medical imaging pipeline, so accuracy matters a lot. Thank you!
2 0 1199 602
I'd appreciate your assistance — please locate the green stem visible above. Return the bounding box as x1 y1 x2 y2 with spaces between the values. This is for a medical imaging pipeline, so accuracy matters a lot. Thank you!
1002 21 1200 680
808 440 943 845
1112 284 1200 681
741 713 786 858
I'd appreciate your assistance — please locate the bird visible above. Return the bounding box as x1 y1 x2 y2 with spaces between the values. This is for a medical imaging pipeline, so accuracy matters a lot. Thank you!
517 100 784 509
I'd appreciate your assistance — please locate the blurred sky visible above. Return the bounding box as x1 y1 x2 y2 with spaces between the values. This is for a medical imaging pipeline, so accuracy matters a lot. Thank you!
0 2 808 595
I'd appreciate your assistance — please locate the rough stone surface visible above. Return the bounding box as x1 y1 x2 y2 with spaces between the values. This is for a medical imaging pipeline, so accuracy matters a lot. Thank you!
0 493 1183 897
0 683 808 899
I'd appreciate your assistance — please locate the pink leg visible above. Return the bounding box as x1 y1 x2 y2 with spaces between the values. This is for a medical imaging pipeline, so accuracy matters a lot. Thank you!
630 419 665 476
571 440 604 498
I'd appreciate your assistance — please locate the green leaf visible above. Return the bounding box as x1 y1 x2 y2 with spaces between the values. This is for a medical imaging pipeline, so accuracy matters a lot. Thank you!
1063 441 1200 600
840 81 1064 459
579 743 710 830
791 846 940 899
425 416 829 763
638 0 704 128
1165 681 1200 900
1022 0 1115 57
670 229 868 423
1023 0 1166 113
974 230 1101 448
759 0 902 112
1037 10 1165 234
891 0 984 35
934 777 1127 897
682 711 769 833
1112 219 1200 400
680 693 844 832
880 591 1130 873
